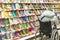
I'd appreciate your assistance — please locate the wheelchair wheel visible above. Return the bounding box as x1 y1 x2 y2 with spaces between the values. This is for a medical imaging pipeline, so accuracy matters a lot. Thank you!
51 29 59 40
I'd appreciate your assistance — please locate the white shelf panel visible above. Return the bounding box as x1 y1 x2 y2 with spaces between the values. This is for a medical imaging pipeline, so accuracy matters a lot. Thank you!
18 33 39 40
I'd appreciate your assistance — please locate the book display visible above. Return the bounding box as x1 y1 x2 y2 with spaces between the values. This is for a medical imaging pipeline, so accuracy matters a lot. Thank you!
0 0 60 40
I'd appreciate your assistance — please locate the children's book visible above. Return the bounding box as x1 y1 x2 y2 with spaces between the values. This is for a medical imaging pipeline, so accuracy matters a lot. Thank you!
20 10 25 16
15 4 20 9
3 19 9 26
11 4 16 10
30 4 34 9
12 10 18 17
6 3 12 11
8 12 13 18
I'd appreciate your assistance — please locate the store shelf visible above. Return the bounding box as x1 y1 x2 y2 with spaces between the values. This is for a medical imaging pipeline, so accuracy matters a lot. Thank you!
0 8 60 12
18 33 39 40
0 2 60 4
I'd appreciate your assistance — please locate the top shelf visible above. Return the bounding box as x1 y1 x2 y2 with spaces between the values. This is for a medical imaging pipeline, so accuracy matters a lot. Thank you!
0 2 60 4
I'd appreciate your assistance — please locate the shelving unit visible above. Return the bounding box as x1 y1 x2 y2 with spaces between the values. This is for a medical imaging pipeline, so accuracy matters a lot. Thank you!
0 0 60 40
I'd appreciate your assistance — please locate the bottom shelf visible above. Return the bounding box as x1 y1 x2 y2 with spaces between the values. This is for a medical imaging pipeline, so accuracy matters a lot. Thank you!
18 33 39 40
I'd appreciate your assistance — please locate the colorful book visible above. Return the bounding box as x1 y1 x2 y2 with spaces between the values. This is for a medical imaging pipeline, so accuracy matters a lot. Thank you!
29 10 34 15
20 0 25 3
20 4 24 9
24 4 28 9
15 24 20 30
3 19 9 26
10 0 15 3
26 0 30 3
30 4 34 9
6 3 12 11
8 12 13 18
12 10 18 17
11 4 16 10
34 9 38 15
17 11 21 17
9 18 13 24
15 4 20 9
20 10 25 16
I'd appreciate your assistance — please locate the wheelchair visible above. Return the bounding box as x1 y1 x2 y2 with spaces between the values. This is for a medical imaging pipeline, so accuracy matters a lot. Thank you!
38 20 59 40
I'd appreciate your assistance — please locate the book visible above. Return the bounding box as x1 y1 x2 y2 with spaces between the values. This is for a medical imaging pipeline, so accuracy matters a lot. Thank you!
26 0 30 3
13 18 19 24
5 26 11 31
10 0 15 3
17 11 22 17
26 23 31 28
0 4 2 11
20 10 25 16
12 10 18 17
29 10 34 15
24 4 28 9
0 12 2 18
4 0 9 3
30 0 36 3
11 4 16 10
24 11 29 16
16 24 20 30
20 4 24 9
9 18 13 24
20 0 25 3
37 0 41 3
15 4 20 9
21 23 27 28
27 4 31 9
30 4 34 9
0 19 4 26
6 3 12 11
15 0 20 3
28 16 32 21
34 9 38 15
2 11 8 18
3 19 9 26
8 12 13 18
21 17 27 22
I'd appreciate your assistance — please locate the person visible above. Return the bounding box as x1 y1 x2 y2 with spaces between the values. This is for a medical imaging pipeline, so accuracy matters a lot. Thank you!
39 8 58 38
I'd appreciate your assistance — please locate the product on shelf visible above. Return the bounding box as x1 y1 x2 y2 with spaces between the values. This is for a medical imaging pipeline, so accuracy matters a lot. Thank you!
20 30 26 37
30 4 34 9
30 0 36 3
6 3 12 11
29 10 34 15
5 26 11 31
0 4 2 11
34 9 38 15
24 4 28 9
14 24 21 30
20 0 25 3
17 11 22 17
9 18 13 25
8 12 13 18
21 23 27 29
26 23 31 28
13 18 19 24
15 3 20 9
10 0 15 3
20 10 25 16
12 10 18 17
0 19 4 26
24 10 29 16
11 4 16 10
37 0 41 3
20 4 24 9
2 11 8 18
3 19 9 26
